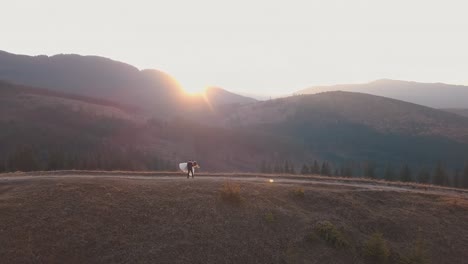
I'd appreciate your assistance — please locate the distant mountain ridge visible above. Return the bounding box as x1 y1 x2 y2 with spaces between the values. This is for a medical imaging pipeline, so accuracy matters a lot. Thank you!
0 50 183 107
0 80 142 114
204 86 257 106
2 50 468 173
219 91 468 168
443 108 468 118
0 50 256 116
223 91 468 142
0 81 296 172
298 79 468 109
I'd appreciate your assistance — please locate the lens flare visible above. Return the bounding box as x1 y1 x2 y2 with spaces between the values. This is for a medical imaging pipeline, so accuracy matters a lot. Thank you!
182 84 206 95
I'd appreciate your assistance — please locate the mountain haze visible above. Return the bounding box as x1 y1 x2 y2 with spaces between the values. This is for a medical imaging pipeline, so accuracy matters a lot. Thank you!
0 51 183 110
2 50 468 174
0 81 301 172
204 86 257 106
443 108 468 118
221 92 468 168
298 79 468 109
0 50 256 117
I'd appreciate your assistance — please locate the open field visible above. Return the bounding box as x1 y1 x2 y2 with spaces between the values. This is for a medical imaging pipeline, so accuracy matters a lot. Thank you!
1 172 467 263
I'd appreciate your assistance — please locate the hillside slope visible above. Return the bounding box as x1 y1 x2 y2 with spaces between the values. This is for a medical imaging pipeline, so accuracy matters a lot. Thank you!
221 92 468 167
298 79 468 108
224 92 468 142
0 81 305 172
1 174 467 264
2 80 468 173
204 86 257 106
0 81 160 171
0 50 256 116
0 50 184 112
443 108 468 118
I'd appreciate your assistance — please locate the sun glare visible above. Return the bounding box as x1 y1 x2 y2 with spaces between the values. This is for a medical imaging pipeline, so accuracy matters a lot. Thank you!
183 86 206 95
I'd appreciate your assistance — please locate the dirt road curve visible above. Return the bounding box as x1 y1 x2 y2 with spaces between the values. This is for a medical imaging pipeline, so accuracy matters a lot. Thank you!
1 171 467 198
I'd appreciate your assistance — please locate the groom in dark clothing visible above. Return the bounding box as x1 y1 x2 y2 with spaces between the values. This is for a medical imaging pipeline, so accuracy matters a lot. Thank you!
187 161 194 178
186 161 199 178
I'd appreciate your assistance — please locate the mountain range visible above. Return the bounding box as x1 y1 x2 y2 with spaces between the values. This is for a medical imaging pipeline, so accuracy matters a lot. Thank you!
1 50 468 174
298 79 468 109
0 50 255 118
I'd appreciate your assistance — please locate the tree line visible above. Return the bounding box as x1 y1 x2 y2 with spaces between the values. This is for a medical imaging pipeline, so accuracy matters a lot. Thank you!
259 160 468 189
0 145 177 173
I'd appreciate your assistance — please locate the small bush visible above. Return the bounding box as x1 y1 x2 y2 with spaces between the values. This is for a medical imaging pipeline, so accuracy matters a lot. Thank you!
220 181 242 204
292 188 305 198
265 211 275 223
305 233 319 244
400 239 429 264
363 232 390 263
315 221 349 249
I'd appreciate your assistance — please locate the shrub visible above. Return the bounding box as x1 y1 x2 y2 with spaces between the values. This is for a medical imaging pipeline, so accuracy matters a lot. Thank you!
315 221 349 249
363 232 390 263
220 181 242 204
292 188 305 198
265 211 275 223
400 239 429 264
305 233 319 243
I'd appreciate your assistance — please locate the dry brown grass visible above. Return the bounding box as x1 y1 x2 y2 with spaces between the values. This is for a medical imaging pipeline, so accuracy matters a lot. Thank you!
399 239 430 264
292 187 305 198
0 173 467 263
4 170 467 198
314 221 349 249
265 211 275 223
439 196 468 209
363 232 390 263
220 181 242 204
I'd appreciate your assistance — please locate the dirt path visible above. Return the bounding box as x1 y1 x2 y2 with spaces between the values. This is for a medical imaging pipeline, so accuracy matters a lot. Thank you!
1 172 467 198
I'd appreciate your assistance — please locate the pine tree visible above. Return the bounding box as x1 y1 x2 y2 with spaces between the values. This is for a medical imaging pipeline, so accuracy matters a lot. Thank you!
166 160 173 172
154 158 162 171
399 164 412 182
384 165 395 181
311 160 320 174
46 150 65 171
284 160 290 174
463 162 468 189
0 158 5 173
433 163 448 186
274 163 281 174
364 162 376 179
452 170 460 188
341 165 353 178
260 161 267 173
7 146 39 172
320 162 331 176
301 164 310 175
290 163 296 174
416 168 431 184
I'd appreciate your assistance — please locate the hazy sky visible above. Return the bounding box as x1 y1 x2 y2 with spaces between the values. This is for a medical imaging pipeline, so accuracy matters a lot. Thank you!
2 0 468 96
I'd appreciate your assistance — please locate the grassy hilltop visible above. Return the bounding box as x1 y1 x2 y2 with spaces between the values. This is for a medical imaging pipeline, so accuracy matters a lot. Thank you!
1 173 467 263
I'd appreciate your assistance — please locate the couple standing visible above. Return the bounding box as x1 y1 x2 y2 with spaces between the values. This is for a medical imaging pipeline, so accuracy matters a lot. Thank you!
186 160 199 178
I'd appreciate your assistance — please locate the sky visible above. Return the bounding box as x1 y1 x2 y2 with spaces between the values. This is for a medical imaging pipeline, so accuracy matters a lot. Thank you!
1 0 468 96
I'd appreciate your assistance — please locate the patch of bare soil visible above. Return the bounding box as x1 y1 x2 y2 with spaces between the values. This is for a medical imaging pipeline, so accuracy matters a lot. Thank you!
0 175 467 263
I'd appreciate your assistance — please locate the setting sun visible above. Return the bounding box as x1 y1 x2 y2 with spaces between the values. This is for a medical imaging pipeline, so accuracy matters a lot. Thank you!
182 84 207 95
